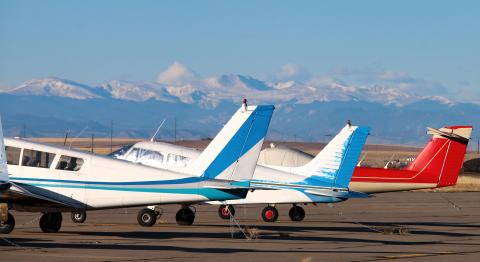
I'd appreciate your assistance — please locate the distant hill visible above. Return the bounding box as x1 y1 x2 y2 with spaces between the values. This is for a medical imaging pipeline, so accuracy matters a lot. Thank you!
1 75 478 146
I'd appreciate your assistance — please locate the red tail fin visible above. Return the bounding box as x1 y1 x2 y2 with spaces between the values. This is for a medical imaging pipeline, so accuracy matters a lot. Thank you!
405 126 472 187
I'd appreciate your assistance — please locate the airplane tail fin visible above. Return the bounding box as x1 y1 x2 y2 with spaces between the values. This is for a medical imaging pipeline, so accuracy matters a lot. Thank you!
405 126 472 187
0 116 10 191
188 104 274 181
294 125 370 189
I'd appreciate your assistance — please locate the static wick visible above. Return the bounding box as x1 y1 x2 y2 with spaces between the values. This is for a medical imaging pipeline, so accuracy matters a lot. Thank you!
347 120 352 127
242 98 248 111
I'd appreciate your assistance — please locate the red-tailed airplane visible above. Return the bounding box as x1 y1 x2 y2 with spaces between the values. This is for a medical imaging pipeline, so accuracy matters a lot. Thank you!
350 126 472 193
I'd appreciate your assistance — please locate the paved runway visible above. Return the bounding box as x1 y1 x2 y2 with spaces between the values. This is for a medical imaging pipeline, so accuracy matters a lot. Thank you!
1 192 479 262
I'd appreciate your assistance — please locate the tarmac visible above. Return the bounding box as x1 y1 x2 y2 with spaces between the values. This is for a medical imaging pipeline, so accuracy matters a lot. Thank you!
1 192 479 262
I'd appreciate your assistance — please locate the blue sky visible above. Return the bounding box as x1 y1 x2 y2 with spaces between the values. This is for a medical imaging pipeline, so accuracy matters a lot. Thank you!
0 0 478 101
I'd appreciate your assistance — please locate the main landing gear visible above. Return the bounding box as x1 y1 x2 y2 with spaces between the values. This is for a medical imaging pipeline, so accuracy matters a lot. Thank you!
176 206 195 225
288 205 305 221
0 213 15 234
261 206 279 222
137 206 162 227
218 205 235 220
259 204 305 222
71 211 87 223
1 211 63 234
39 212 63 233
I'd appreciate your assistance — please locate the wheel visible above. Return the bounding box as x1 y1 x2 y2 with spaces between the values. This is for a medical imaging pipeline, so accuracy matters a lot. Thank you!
261 206 279 222
218 205 235 220
137 208 157 227
71 211 87 223
175 207 195 225
0 213 15 234
288 205 305 221
39 212 62 233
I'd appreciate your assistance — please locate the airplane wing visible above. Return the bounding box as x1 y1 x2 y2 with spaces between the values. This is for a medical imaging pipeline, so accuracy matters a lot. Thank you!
305 189 371 199
202 180 276 191
0 182 85 210
0 181 10 191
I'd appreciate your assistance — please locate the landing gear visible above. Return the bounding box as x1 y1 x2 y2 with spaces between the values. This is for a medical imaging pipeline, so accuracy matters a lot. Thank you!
39 212 62 233
137 208 161 227
0 213 15 234
218 205 235 220
261 206 279 222
71 211 87 223
176 206 195 225
288 205 305 221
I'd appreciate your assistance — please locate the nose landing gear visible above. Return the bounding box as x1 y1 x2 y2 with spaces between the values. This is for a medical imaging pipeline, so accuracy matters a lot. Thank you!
71 211 87 223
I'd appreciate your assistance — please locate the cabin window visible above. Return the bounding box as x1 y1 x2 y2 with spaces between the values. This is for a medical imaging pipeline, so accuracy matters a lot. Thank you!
22 149 55 168
56 155 84 171
5 146 21 165
166 153 191 167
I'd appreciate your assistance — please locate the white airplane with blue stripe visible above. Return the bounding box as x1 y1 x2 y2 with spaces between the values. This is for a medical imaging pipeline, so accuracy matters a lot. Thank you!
111 123 370 223
0 104 274 234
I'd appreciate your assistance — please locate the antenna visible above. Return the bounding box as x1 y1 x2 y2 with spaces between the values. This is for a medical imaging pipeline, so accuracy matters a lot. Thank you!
63 130 69 146
68 126 89 149
150 118 166 142
91 133 94 153
384 153 395 169
174 117 177 144
110 120 114 153
357 152 368 167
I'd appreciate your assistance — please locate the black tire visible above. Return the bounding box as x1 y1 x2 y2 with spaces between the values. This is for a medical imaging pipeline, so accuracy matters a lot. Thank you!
0 213 15 234
288 205 305 221
71 211 87 223
39 212 62 233
176 207 195 225
137 208 157 227
218 205 235 220
261 206 279 222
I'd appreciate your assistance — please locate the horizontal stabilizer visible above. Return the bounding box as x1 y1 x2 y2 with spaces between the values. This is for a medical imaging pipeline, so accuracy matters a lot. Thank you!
427 127 472 142
305 188 371 199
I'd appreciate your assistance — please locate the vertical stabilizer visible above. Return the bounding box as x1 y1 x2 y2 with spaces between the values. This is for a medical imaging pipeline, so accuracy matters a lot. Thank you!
188 105 274 181
406 126 472 187
294 125 370 188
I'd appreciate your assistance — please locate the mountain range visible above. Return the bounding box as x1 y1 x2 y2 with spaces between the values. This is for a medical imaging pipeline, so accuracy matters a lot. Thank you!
1 63 478 147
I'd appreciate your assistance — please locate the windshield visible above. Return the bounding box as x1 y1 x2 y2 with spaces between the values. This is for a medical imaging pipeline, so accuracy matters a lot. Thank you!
108 144 134 158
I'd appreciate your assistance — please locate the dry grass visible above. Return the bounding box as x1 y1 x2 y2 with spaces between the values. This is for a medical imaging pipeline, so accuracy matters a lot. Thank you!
434 174 480 192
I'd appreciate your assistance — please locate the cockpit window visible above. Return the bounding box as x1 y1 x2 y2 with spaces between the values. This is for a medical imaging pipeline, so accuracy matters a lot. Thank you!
108 144 134 158
56 155 84 171
121 148 165 168
5 146 21 165
22 149 55 168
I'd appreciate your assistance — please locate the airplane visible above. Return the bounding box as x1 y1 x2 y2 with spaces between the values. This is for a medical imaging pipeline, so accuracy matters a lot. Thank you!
108 125 471 223
110 123 371 224
0 103 274 234
267 126 473 193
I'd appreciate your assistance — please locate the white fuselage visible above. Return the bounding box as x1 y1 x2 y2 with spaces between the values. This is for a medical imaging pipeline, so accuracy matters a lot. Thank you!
4 138 245 212
114 142 346 205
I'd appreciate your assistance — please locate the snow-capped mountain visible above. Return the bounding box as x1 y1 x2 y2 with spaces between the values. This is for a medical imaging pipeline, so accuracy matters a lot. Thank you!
8 77 103 100
2 60 458 108
0 63 475 145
